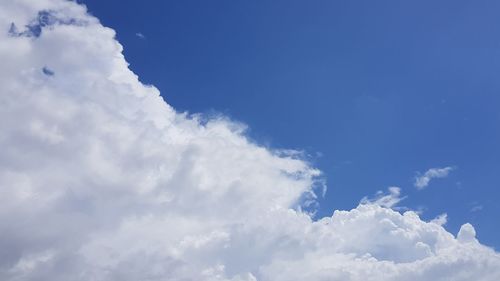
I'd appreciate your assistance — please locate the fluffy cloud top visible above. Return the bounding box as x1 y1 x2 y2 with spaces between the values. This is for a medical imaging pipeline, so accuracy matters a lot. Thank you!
0 1 499 280
414 167 455 189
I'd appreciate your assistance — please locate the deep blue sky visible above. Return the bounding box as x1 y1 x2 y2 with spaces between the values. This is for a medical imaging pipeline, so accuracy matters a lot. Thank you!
80 0 500 248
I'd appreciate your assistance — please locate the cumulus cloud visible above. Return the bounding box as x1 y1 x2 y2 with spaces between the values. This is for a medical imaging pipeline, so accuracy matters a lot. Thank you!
414 166 455 189
1 1 499 280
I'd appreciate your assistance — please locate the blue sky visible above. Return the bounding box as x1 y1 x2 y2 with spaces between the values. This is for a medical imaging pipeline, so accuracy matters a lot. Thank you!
80 0 500 249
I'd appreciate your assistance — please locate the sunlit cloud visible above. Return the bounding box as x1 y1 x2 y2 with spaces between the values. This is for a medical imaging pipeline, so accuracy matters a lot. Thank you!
0 1 499 280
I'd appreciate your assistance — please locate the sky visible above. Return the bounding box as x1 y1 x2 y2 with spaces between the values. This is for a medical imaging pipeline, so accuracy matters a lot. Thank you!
78 0 500 248
1 0 500 280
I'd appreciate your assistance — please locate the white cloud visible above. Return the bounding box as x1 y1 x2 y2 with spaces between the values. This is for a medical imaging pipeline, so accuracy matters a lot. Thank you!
135 32 145 39
360 186 405 208
0 1 499 280
430 213 448 226
414 166 455 189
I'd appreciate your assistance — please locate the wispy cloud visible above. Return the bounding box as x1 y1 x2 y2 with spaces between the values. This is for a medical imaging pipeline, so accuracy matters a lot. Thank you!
414 166 455 189
470 205 483 212
360 186 406 208
135 32 145 39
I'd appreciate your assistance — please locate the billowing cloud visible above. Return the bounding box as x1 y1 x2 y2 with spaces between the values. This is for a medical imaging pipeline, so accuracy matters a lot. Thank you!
414 167 455 189
1 1 499 280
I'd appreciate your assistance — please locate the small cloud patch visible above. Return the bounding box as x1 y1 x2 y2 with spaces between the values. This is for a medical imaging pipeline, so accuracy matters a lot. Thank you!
414 166 455 189
470 205 483 212
42 67 54 76
430 213 448 226
360 186 406 208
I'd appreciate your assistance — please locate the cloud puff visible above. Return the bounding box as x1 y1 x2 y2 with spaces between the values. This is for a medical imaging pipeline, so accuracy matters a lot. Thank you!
414 167 455 189
0 1 499 280
430 213 448 226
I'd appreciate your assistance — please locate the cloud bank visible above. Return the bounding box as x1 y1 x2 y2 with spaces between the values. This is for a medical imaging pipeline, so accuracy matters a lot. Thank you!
414 167 455 189
0 1 499 280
